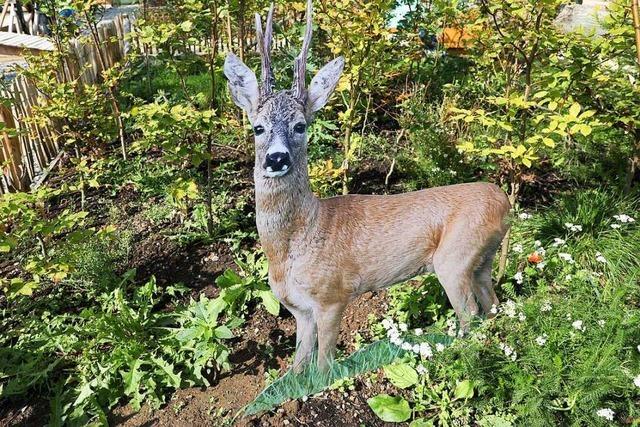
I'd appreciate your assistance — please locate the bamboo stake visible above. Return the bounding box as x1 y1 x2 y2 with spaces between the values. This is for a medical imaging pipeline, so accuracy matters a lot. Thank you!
633 0 640 67
625 0 640 193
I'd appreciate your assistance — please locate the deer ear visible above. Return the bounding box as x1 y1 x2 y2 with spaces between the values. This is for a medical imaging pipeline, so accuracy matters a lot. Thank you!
224 53 260 118
307 56 344 114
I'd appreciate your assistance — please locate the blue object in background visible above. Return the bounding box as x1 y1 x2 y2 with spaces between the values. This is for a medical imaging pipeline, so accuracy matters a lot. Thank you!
59 8 75 18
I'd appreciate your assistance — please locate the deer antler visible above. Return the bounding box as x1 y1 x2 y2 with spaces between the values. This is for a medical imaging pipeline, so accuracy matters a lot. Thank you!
292 0 313 100
255 4 275 98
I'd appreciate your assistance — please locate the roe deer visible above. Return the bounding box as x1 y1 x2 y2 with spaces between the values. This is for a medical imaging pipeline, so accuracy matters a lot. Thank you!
224 0 511 371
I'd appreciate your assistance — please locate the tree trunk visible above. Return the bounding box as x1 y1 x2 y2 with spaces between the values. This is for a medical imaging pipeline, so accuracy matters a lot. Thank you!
496 179 519 283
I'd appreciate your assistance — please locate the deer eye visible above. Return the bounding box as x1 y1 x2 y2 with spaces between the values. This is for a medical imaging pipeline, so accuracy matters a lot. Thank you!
293 122 306 134
253 125 265 136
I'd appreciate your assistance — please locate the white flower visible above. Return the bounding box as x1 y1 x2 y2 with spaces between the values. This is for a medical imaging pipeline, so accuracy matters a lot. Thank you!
446 318 457 337
498 342 513 356
412 344 421 354
534 240 546 255
435 343 445 352
558 252 575 264
535 334 548 346
387 327 400 339
565 274 573 281
613 214 635 223
595 252 607 263
518 312 527 322
490 304 498 314
552 238 566 247
596 408 615 421
401 342 413 351
597 319 605 327
610 223 621 229
414 328 423 336
503 300 517 318
419 342 433 359
381 318 394 330
536 261 546 271
512 243 523 253
390 336 402 346
399 323 408 332
416 364 428 375
473 331 487 341
541 301 552 312
565 222 583 232
519 212 532 220
514 271 524 285
572 320 585 332
637 345 640 353
633 374 640 388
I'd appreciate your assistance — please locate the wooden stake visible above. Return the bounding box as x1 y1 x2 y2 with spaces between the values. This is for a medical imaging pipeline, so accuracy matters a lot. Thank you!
632 0 640 67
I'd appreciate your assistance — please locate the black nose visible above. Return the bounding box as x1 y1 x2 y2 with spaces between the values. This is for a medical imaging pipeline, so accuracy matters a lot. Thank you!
263 152 291 172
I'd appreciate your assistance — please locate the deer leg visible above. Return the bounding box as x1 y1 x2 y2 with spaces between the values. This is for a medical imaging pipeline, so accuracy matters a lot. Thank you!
290 307 317 373
473 257 499 317
433 254 480 332
315 303 346 372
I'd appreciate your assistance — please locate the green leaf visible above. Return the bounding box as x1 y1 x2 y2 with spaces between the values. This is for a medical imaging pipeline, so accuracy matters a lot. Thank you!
121 360 143 395
569 102 581 118
454 379 475 400
410 418 433 427
215 269 243 288
383 363 419 389
257 290 280 316
214 325 234 339
152 357 181 388
72 380 94 407
367 394 411 422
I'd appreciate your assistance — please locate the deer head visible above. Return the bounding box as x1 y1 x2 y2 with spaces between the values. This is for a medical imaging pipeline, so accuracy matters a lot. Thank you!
224 0 344 179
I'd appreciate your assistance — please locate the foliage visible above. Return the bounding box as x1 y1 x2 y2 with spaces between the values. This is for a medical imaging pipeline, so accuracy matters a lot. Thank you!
0 272 240 425
215 250 280 317
367 394 411 422
315 0 396 193
0 188 100 297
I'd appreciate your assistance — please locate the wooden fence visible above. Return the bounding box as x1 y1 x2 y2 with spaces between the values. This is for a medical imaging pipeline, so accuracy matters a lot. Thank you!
0 7 296 194
0 13 133 194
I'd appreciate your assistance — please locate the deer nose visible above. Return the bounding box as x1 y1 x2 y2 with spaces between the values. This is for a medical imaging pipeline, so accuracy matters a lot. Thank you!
263 151 291 173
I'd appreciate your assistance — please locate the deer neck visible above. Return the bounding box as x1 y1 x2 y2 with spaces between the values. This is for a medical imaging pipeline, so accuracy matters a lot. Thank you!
254 165 319 262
